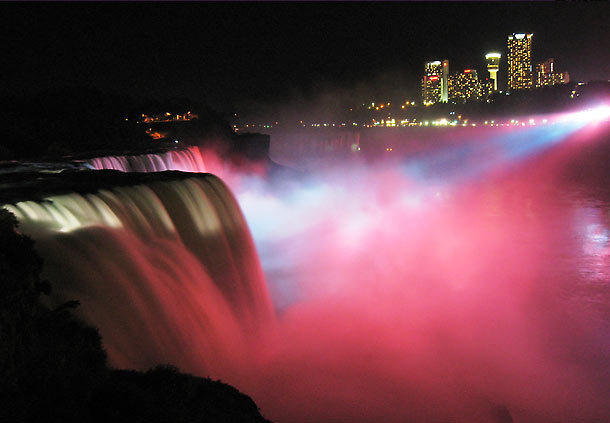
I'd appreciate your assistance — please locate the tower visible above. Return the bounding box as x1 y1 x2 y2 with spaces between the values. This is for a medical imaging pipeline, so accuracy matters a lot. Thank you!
507 33 533 91
441 60 449 102
485 52 501 91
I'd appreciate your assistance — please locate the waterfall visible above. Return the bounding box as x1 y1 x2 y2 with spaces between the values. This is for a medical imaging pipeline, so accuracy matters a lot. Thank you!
84 145 260 187
3 173 273 377
5 116 607 422
87 146 209 173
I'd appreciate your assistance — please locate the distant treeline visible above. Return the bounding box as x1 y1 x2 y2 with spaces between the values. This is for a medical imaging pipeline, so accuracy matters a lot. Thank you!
0 208 271 422
0 87 234 161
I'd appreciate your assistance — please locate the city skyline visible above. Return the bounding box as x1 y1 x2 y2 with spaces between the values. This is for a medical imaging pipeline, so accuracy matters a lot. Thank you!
419 30 572 106
2 3 608 115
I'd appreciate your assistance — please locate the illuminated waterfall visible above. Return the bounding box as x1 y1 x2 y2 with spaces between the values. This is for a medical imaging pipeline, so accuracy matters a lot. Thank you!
87 146 210 173
85 145 263 187
3 173 273 376
3 112 606 422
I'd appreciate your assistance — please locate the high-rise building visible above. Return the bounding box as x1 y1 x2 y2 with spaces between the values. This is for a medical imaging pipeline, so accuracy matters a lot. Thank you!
535 58 570 87
449 69 481 103
485 52 501 91
441 60 449 102
422 60 449 105
422 61 441 105
507 33 533 91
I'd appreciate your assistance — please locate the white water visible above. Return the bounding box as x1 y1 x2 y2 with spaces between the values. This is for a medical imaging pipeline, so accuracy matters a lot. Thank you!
4 174 273 377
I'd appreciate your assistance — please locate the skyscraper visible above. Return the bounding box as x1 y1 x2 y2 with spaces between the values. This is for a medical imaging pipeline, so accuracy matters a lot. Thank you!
485 52 501 91
507 33 533 91
422 60 449 105
449 69 481 103
422 61 441 105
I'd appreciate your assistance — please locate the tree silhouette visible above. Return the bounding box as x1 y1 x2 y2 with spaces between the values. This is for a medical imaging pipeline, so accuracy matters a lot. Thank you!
0 208 270 422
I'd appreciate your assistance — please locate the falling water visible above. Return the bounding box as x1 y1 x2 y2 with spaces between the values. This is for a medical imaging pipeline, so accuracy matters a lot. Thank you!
86 145 265 187
87 146 209 173
3 173 273 377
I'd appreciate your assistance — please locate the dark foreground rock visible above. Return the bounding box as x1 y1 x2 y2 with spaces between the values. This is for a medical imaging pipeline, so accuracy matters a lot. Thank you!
95 366 270 423
0 208 270 423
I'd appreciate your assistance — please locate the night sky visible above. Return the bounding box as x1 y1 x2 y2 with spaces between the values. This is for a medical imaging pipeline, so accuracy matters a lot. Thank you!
2 2 608 115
